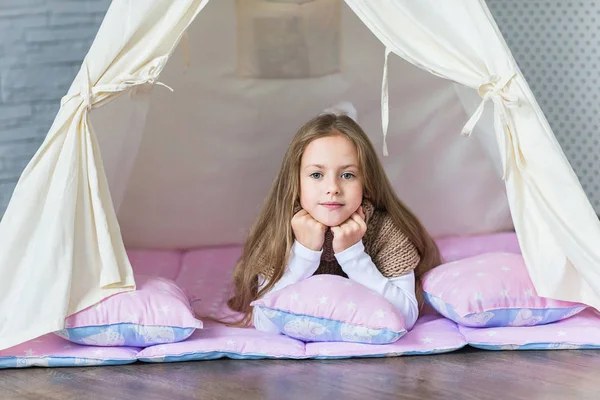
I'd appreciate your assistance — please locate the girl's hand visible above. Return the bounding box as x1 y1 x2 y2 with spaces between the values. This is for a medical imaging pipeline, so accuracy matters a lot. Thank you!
331 207 367 254
291 209 328 251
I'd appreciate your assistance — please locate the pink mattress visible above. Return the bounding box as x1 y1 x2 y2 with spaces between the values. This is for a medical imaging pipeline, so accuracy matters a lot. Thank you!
2 232 599 369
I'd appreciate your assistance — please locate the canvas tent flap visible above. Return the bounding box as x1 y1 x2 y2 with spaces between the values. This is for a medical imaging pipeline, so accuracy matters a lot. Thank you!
344 0 600 308
0 0 210 351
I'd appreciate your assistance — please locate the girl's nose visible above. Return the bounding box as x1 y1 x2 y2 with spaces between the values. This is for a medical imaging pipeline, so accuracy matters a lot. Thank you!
326 178 340 195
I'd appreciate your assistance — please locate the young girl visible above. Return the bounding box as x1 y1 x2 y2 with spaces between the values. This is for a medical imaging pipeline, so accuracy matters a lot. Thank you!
227 113 441 335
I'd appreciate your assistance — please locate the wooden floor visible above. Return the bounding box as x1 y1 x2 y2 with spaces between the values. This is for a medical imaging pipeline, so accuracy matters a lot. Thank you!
1 348 599 400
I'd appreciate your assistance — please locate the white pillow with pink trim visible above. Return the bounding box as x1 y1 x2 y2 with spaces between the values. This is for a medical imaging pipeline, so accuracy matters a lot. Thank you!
422 253 587 328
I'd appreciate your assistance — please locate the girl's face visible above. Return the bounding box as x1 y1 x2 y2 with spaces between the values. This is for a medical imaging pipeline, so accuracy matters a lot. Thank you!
299 134 363 227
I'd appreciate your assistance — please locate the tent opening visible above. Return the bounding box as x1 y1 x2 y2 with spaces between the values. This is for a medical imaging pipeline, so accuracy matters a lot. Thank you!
90 0 513 251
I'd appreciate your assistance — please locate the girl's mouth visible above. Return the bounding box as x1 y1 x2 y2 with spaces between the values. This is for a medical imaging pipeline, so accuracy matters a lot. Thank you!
321 202 343 210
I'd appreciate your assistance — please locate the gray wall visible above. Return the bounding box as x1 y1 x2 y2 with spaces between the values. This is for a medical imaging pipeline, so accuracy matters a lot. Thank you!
487 0 600 211
0 0 598 216
0 0 110 211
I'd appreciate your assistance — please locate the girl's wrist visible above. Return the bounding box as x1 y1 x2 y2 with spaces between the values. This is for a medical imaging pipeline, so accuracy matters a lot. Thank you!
334 241 365 265
292 240 323 262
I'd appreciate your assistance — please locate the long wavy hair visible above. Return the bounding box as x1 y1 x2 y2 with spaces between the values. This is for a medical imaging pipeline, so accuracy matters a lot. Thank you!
226 113 440 326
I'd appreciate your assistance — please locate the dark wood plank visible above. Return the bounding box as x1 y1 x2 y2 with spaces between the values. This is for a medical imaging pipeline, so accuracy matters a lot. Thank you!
1 349 599 400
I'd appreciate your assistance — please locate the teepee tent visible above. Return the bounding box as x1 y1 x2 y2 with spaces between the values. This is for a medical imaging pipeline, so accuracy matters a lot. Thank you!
0 0 599 351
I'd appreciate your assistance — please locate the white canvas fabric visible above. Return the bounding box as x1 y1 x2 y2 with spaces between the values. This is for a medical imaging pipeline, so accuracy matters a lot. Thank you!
345 0 600 308
0 0 598 351
0 0 210 350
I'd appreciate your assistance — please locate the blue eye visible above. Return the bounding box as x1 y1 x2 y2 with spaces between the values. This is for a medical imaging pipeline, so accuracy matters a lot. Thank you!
310 172 323 179
341 173 355 179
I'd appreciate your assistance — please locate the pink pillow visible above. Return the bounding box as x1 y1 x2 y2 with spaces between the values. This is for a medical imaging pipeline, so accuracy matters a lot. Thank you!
422 253 587 327
54 275 203 347
251 275 406 344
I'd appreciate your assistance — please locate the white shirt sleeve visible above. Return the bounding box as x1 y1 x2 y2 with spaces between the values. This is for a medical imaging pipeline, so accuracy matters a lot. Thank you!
335 241 419 330
253 240 322 333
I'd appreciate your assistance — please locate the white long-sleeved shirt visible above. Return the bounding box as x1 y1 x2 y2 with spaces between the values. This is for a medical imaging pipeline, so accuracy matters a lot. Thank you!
253 240 419 333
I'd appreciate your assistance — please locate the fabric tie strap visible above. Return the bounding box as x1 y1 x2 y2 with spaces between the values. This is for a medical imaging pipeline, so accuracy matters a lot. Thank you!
381 47 391 156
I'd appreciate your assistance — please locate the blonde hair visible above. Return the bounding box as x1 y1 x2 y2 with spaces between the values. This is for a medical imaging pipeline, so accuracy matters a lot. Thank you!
226 113 440 326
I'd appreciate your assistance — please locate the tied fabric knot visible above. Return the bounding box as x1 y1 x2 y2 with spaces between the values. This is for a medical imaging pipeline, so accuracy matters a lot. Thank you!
461 72 524 181
79 61 93 111
120 58 174 91
61 55 173 111
461 73 519 137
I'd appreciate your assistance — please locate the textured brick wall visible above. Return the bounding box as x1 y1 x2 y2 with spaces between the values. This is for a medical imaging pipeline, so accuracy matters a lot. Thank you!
0 1 598 217
0 0 110 212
